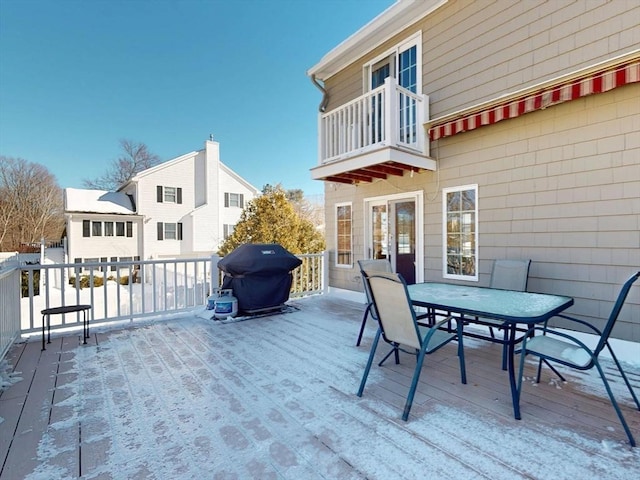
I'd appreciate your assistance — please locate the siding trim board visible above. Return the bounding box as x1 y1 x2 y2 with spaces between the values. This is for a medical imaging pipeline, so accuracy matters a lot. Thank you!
429 56 640 141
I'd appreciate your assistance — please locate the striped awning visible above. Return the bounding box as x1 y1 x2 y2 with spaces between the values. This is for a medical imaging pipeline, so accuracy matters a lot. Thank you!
428 59 640 141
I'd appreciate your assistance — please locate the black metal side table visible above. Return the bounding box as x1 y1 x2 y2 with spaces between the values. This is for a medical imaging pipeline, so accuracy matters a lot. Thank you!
41 305 92 350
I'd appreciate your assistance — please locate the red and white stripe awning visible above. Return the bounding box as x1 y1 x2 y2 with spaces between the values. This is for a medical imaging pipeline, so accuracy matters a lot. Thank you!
428 58 640 141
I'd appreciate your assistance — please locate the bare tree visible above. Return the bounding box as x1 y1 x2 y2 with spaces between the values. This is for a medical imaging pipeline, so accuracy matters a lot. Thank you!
83 139 161 190
0 156 64 251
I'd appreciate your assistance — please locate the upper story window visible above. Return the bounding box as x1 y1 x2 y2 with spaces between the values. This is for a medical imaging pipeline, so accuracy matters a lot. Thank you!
157 222 183 241
336 203 352 267
92 221 102 236
364 33 421 94
157 186 182 204
443 185 478 281
105 221 114 236
224 192 244 208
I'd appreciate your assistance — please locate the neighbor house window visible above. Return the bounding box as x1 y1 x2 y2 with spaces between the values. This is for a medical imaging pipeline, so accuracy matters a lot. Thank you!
336 203 352 267
156 185 183 204
223 224 235 239
104 221 114 236
116 222 125 236
92 221 102 236
126 221 133 237
157 222 183 240
82 220 90 237
443 185 478 281
224 192 244 208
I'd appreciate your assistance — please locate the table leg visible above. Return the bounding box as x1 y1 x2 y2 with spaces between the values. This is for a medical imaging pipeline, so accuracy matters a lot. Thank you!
42 314 46 351
508 324 521 420
83 309 88 344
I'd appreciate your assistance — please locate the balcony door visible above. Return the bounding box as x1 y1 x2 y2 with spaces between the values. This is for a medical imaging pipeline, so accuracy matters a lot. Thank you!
365 192 423 285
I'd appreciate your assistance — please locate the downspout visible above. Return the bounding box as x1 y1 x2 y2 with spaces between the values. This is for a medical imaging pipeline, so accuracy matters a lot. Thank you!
311 74 329 113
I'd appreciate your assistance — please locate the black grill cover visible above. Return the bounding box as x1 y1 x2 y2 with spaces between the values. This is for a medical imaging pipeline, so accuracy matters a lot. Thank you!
218 244 302 313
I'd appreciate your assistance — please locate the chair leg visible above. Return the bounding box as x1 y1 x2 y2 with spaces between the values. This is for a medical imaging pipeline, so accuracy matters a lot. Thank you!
378 344 400 366
357 329 381 397
356 304 372 346
402 344 428 421
606 343 640 410
594 361 637 447
501 329 509 371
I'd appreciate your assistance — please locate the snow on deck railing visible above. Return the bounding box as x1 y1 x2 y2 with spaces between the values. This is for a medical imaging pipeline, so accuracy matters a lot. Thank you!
11 253 327 342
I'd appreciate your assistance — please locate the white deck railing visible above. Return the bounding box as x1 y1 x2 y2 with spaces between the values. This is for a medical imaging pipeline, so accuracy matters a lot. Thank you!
0 267 21 360
318 76 429 164
0 252 327 359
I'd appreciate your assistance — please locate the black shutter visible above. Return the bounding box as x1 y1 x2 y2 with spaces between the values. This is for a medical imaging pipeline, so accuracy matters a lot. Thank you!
240 194 244 208
157 222 163 240
224 192 229 207
157 186 163 203
177 188 182 204
177 222 183 240
83 220 90 237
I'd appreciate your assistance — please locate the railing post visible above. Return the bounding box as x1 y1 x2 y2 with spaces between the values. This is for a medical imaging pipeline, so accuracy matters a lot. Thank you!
420 93 430 156
211 255 221 290
385 76 397 146
322 250 329 294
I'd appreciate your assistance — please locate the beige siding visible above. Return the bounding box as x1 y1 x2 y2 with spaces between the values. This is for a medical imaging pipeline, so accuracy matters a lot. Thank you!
324 83 639 340
319 0 640 341
422 0 639 116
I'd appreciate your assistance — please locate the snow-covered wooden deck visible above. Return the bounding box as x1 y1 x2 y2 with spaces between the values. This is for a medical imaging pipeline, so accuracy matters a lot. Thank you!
1 294 639 479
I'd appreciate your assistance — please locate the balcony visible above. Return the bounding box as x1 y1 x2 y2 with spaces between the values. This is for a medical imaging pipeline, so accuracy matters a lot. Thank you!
311 76 436 184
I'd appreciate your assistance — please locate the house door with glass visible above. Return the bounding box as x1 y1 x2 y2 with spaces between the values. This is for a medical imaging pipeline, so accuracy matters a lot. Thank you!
367 196 419 285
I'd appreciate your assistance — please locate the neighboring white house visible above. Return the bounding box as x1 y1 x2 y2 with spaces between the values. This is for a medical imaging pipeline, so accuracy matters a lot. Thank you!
64 140 259 266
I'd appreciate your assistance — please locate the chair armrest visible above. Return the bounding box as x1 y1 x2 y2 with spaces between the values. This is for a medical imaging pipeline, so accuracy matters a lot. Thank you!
525 326 596 354
546 314 603 336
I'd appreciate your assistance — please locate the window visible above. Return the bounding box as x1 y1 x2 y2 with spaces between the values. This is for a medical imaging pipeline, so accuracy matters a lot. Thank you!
82 220 90 237
223 224 235 239
92 221 102 236
116 222 125 236
336 203 352 267
110 256 118 271
157 186 182 204
224 192 244 208
157 222 183 241
165 222 177 240
364 33 420 94
84 257 98 272
126 221 133 237
443 185 478 281
105 222 114 236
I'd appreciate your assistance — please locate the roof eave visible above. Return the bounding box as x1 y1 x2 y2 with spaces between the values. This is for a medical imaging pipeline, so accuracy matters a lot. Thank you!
307 0 448 81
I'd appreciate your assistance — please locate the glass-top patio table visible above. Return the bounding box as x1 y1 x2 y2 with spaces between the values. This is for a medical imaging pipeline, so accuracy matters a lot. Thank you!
407 282 574 419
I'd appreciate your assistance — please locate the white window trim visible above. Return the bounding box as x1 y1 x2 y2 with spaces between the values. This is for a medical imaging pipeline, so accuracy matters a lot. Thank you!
362 31 422 94
442 184 479 282
335 202 353 268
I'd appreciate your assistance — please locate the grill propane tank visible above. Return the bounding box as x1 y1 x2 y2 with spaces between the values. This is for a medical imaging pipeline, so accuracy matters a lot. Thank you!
212 288 238 319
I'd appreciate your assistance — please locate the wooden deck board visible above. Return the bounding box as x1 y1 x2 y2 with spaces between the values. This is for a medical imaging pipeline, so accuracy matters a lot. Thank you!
1 295 639 479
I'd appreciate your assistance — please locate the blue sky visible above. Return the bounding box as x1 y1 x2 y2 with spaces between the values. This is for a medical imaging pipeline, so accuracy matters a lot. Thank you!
0 0 393 196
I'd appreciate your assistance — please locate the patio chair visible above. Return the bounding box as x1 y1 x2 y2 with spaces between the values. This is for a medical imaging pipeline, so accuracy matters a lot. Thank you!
517 271 640 446
357 271 467 421
474 259 531 370
356 259 393 346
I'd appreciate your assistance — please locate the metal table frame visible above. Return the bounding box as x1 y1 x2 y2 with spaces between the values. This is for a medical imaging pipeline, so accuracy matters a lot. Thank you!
407 282 573 419
41 304 92 350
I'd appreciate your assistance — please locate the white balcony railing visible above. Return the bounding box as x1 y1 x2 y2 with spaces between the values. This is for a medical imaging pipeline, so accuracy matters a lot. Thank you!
318 76 429 164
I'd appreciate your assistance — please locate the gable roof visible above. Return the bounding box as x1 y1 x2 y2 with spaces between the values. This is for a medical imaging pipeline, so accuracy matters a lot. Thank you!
64 188 136 215
307 0 447 81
